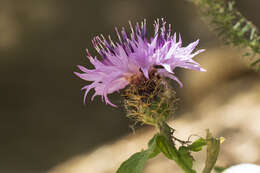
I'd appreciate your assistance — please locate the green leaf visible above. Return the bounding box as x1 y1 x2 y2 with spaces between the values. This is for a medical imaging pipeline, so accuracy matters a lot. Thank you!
178 146 194 168
202 129 222 173
148 134 161 159
187 138 207 152
116 150 150 173
214 166 227 173
156 135 178 160
156 135 196 173
116 134 160 173
148 145 161 159
148 134 157 147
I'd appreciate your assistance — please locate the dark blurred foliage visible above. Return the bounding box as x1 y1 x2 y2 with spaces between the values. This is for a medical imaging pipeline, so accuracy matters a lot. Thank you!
0 0 259 172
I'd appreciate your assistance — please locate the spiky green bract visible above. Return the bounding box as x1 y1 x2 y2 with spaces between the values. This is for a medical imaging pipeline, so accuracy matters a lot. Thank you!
194 0 260 70
123 76 177 126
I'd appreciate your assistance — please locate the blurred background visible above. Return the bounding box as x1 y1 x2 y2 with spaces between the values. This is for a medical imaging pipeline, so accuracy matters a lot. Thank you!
1 0 260 172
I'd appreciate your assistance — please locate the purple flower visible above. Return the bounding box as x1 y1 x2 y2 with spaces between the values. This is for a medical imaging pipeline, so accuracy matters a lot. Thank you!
74 19 205 107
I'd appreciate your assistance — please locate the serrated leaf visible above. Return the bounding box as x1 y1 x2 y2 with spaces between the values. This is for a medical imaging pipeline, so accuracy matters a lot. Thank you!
116 134 160 173
188 138 207 152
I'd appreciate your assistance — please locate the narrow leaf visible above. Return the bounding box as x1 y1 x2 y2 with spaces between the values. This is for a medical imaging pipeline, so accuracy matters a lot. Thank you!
214 166 227 173
188 138 207 152
202 129 221 173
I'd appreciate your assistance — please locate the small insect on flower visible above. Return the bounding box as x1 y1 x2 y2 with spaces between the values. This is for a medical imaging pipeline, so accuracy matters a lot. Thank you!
74 18 205 107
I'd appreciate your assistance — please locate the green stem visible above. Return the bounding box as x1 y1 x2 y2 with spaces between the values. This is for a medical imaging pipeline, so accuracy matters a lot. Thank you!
157 121 196 173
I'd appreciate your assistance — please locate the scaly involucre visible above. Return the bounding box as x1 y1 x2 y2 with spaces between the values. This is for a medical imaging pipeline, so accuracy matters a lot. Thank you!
74 19 205 107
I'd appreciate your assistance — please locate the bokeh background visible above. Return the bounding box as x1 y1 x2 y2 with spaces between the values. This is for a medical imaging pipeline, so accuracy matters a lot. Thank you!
1 0 260 172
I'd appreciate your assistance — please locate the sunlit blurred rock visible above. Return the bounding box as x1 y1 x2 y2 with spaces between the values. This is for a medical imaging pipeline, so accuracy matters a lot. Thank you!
224 163 260 173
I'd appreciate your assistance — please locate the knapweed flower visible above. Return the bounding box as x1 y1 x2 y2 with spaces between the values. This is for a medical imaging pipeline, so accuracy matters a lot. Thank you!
74 19 205 107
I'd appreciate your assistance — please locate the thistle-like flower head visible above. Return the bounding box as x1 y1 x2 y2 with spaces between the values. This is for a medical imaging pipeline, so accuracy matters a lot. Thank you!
74 19 205 107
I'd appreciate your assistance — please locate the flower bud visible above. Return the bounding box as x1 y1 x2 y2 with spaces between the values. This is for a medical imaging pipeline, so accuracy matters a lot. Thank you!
123 75 178 126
